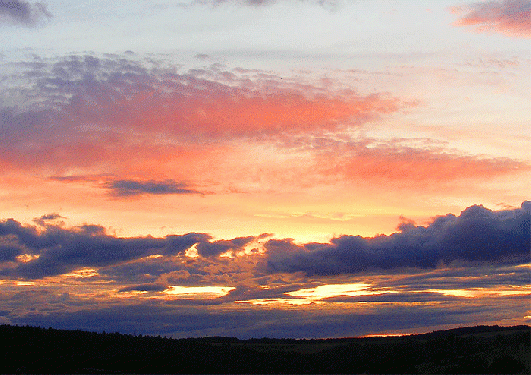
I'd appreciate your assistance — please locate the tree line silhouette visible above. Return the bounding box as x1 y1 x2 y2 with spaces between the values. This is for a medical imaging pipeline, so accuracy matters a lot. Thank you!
0 324 529 373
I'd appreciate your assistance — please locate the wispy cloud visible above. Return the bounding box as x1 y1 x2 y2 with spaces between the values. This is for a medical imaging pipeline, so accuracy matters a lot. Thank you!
195 0 340 8
0 0 52 26
451 0 531 38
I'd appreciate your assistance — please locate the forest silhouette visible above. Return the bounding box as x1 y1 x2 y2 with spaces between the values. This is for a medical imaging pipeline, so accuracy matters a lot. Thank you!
1 324 529 373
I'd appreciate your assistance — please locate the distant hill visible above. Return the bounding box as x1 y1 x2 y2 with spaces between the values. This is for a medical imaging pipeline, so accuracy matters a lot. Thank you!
0 324 529 373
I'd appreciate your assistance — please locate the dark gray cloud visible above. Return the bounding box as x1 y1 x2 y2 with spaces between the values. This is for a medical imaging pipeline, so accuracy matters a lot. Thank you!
0 245 21 262
32 213 64 227
97 256 188 284
196 236 255 257
105 179 204 197
219 283 307 303
0 0 52 26
266 201 531 276
374 263 531 291
321 291 465 304
165 233 212 255
2 202 528 281
0 202 529 338
118 283 169 293
0 218 214 279
12 235 169 279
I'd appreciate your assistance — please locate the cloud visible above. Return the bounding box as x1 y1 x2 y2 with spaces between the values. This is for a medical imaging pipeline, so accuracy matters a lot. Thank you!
104 179 204 197
0 204 529 338
0 0 52 26
118 283 169 293
0 245 21 262
0 215 272 279
2 202 529 281
4 54 399 135
311 140 530 188
197 0 340 8
32 213 64 227
451 0 531 38
266 201 531 275
0 54 403 176
196 236 256 257
0 219 214 279
1 53 528 232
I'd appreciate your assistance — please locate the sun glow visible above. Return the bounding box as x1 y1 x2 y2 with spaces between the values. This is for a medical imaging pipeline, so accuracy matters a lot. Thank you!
16 281 36 286
63 268 99 278
362 333 406 338
238 298 320 306
164 286 235 298
425 287 531 298
16 254 40 263
286 283 395 302
236 283 399 306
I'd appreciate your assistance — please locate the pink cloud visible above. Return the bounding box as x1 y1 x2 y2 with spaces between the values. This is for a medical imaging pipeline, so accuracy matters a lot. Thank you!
451 0 531 38
62 76 401 139
314 143 530 189
2 54 527 203
0 55 405 178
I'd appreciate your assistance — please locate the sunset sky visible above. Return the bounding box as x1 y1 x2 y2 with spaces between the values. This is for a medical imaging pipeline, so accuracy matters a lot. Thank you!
0 0 529 338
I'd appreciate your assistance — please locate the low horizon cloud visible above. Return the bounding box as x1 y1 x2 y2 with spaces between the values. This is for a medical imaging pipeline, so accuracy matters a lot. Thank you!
266 201 530 275
0 201 528 280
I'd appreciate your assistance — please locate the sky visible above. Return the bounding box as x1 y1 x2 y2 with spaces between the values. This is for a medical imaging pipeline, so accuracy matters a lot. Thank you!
0 0 529 339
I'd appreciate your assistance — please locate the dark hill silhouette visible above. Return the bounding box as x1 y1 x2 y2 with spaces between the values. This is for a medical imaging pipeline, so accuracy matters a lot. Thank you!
0 324 529 373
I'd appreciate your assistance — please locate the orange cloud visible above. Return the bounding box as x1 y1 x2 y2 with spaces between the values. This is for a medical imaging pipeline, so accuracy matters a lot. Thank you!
451 0 531 38
316 144 530 189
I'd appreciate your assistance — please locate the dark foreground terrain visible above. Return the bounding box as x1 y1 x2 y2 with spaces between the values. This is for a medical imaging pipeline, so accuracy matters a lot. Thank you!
0 324 529 374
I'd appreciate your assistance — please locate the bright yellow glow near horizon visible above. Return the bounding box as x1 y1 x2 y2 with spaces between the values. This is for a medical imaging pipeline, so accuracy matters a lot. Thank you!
16 281 36 286
238 298 320 306
283 283 398 303
164 286 235 298
287 283 374 299
425 287 531 298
